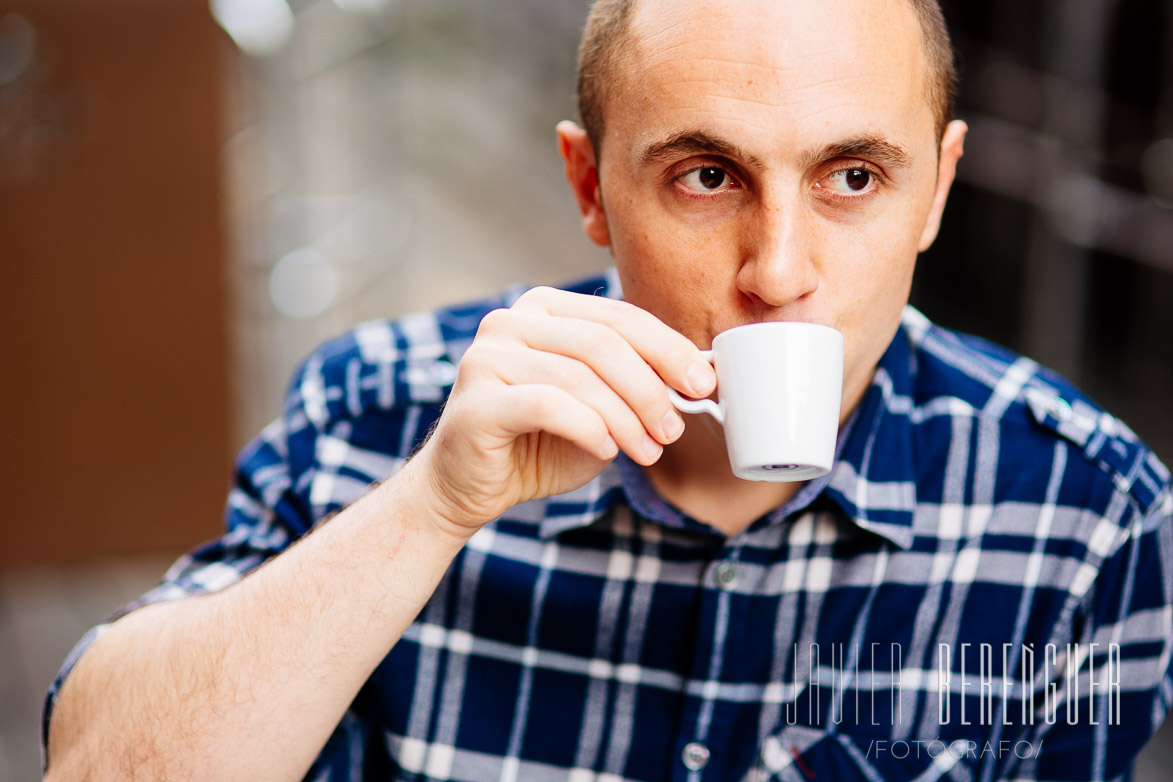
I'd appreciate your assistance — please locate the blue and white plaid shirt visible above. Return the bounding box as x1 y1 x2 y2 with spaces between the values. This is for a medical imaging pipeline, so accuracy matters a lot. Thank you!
47 270 1173 782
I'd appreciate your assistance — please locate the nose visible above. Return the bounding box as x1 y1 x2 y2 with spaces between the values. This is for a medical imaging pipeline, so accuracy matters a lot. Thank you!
735 201 820 309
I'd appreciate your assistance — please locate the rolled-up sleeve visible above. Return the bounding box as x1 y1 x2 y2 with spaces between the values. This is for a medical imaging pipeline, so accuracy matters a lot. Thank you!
40 352 328 766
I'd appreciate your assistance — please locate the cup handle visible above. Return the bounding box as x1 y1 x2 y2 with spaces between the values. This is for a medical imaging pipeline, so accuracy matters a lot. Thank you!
667 350 724 423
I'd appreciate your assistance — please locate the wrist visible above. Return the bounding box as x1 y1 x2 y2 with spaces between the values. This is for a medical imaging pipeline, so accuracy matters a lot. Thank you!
390 447 497 546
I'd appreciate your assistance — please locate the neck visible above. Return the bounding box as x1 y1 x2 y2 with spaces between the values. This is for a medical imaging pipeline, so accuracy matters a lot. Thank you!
650 368 872 537
644 414 802 537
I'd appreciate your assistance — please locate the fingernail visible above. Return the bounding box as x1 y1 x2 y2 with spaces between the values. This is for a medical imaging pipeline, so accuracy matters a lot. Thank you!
642 434 663 463
602 436 618 458
686 362 715 396
661 410 684 441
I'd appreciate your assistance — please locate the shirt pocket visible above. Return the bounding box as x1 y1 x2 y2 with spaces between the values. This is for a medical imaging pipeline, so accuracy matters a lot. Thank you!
757 724 974 782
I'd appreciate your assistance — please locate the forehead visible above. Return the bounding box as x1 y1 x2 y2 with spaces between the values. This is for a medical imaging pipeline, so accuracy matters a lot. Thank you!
612 0 935 161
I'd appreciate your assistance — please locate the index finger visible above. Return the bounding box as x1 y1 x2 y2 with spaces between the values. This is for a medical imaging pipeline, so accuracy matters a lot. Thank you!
512 287 717 397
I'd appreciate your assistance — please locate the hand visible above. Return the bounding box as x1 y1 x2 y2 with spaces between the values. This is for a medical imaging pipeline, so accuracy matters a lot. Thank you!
410 286 717 537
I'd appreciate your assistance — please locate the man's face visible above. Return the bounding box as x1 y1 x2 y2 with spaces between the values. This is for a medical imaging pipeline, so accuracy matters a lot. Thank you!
564 0 965 419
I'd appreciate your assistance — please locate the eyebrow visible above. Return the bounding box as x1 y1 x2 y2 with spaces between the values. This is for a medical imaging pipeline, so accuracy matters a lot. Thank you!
637 130 912 171
800 136 912 170
638 131 764 169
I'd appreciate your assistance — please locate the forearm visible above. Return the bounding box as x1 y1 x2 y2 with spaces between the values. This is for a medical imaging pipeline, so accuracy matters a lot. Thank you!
45 287 710 779
45 458 470 781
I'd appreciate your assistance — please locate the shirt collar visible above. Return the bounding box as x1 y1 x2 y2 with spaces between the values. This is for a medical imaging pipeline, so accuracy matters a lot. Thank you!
820 321 918 549
536 277 920 549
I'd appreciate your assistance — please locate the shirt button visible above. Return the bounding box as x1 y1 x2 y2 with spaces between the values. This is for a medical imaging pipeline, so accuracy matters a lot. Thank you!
714 562 739 590
682 741 711 771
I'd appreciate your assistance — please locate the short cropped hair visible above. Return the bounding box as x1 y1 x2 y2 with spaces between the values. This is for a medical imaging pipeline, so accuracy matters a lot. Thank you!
576 0 958 154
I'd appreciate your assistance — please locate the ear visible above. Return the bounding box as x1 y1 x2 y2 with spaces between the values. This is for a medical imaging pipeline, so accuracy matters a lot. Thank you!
917 119 967 252
556 120 610 247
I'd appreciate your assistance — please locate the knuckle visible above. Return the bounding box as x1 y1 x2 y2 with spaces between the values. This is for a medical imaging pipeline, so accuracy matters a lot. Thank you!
612 297 653 323
596 390 646 433
617 414 651 446
553 357 593 389
580 319 626 353
459 331 501 368
477 307 513 335
514 286 556 309
457 343 516 390
633 381 670 415
453 348 488 381
525 386 560 421
592 298 632 329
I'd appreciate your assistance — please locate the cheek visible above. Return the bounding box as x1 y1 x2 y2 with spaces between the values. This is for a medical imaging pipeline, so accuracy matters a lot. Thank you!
826 201 923 292
610 201 736 309
821 207 923 365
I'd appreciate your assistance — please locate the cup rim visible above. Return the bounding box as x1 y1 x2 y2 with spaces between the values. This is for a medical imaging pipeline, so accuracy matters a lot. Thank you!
713 320 842 343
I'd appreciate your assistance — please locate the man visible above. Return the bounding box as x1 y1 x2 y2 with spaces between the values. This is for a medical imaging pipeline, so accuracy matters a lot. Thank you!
44 0 1172 780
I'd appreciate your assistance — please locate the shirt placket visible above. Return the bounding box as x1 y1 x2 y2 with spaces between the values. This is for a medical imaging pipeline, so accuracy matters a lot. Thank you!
670 542 751 782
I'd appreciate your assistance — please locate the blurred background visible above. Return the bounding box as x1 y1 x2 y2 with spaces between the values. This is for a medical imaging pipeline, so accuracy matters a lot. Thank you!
0 0 1170 778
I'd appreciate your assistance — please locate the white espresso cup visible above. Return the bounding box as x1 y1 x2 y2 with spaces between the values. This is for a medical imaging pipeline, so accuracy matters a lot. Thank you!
668 322 844 482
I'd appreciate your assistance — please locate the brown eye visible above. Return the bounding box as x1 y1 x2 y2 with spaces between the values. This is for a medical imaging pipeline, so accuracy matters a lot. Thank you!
680 165 734 193
698 167 727 189
845 169 871 191
821 167 878 197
